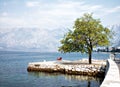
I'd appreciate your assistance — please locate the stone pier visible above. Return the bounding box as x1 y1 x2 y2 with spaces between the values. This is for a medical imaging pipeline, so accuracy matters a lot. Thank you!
27 59 106 77
100 59 120 87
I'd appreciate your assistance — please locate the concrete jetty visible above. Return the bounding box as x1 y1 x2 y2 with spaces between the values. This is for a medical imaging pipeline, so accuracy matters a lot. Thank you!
100 59 120 87
27 59 106 77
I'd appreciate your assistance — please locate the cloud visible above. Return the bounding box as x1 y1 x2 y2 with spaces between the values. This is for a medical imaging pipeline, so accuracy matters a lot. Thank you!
1 0 115 29
1 12 8 16
0 16 31 28
95 6 120 17
26 1 40 7
0 0 120 29
107 6 120 13
24 1 103 29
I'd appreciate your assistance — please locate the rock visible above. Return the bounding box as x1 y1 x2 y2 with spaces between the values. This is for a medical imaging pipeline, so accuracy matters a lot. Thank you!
27 60 106 77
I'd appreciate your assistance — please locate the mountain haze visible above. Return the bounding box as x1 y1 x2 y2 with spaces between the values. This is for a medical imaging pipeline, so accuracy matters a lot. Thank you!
0 25 120 52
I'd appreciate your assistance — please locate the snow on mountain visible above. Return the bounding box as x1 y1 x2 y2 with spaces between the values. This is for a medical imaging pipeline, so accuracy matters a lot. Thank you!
0 27 67 52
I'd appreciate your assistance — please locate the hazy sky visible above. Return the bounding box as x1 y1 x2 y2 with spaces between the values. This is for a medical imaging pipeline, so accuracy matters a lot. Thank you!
0 0 120 52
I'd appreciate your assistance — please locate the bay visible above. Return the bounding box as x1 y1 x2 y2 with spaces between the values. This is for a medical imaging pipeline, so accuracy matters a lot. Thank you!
0 51 110 87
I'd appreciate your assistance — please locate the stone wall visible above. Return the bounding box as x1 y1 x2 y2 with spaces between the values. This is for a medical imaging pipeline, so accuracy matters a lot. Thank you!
27 60 106 77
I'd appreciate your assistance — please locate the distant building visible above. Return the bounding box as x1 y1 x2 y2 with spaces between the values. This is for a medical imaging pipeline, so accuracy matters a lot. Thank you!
110 47 120 53
96 46 120 53
115 47 120 52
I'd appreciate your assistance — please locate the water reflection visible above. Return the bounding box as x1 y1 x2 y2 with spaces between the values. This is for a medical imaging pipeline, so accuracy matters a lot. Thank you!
28 72 104 87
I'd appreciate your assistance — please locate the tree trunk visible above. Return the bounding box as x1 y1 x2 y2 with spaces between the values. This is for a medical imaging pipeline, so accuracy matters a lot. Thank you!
88 51 92 64
88 43 93 64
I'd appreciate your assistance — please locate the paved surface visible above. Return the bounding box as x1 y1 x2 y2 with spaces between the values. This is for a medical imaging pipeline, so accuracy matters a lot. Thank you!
100 59 120 87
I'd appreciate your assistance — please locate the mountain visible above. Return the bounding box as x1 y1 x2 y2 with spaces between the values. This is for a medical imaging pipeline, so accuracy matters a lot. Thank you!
0 25 120 52
109 24 120 47
0 27 68 52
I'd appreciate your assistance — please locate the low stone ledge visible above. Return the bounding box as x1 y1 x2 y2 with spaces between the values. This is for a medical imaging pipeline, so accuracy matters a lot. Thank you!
27 60 106 77
100 59 120 87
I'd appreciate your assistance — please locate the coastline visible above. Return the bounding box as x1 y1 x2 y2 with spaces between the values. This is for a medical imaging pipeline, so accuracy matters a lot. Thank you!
27 59 106 77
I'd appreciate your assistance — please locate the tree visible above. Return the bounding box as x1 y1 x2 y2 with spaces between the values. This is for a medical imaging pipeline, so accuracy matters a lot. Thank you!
58 13 112 64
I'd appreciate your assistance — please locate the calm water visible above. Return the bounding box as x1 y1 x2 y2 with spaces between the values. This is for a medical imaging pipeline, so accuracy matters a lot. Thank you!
0 51 110 87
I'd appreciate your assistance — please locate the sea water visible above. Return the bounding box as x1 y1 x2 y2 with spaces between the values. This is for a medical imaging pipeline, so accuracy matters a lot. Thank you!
0 51 111 87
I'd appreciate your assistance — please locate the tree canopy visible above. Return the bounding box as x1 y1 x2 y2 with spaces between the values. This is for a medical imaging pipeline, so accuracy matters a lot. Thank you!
58 13 112 64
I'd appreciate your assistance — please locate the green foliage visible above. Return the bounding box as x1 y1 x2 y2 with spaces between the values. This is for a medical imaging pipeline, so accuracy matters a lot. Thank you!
58 13 112 64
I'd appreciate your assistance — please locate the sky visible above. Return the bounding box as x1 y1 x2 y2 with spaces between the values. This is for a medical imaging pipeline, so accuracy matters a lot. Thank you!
0 0 120 52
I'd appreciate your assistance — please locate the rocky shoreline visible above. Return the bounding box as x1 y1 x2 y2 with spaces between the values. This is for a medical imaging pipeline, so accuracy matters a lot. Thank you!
27 59 106 77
